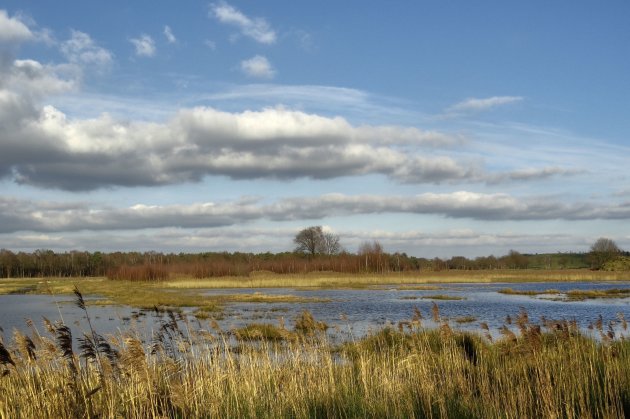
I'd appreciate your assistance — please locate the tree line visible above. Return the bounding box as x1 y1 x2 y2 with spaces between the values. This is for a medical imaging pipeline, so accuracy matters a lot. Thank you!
0 230 624 279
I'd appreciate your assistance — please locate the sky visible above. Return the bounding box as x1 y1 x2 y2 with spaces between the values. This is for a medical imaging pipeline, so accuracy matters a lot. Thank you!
0 1 629 258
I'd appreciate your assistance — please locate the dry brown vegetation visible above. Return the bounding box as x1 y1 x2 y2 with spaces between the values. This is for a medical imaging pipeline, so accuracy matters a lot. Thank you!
499 287 630 301
0 291 629 418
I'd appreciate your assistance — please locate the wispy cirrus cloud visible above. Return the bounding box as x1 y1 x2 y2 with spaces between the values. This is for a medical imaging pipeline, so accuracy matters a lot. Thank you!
163 25 176 43
446 96 523 115
210 2 276 44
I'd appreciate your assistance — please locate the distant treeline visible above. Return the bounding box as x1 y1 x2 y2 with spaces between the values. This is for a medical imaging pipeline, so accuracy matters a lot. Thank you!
0 248 596 279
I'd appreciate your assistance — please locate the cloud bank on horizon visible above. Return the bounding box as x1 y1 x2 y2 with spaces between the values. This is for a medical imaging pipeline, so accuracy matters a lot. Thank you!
0 2 629 257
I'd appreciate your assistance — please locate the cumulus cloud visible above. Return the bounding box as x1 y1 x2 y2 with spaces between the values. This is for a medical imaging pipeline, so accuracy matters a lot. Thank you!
240 55 275 79
0 101 479 190
1 192 629 235
3 59 75 97
163 25 176 43
130 34 156 57
447 96 522 114
0 10 33 43
210 2 276 44
61 30 113 67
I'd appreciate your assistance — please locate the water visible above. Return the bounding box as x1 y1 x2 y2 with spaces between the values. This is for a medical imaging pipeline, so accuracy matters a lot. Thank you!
1 281 628 343
216 281 630 340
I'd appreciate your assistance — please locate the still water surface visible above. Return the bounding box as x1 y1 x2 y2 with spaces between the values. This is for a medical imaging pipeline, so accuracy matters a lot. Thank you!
1 281 628 342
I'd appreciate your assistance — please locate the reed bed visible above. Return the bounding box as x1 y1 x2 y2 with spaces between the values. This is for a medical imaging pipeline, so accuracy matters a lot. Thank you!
0 290 628 418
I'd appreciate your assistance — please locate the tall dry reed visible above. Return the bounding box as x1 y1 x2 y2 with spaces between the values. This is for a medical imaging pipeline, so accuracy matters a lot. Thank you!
0 303 628 418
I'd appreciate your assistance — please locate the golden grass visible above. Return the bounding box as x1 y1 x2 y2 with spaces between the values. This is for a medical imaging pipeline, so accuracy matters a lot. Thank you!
0 309 628 418
0 269 628 293
165 269 630 288
0 271 627 311
499 288 562 296
566 288 630 301
499 287 630 301
453 315 477 324
421 294 466 301
0 278 325 311
396 284 444 290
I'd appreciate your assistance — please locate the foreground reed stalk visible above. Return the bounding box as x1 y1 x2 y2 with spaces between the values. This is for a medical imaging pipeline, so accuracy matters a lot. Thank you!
0 309 628 418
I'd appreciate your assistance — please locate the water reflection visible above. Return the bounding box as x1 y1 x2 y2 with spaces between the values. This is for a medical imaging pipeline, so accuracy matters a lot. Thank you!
0 281 628 343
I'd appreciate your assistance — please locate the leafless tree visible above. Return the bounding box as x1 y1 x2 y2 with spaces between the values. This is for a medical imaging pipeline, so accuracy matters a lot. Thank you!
588 237 621 269
358 240 384 272
294 226 341 256
321 231 342 255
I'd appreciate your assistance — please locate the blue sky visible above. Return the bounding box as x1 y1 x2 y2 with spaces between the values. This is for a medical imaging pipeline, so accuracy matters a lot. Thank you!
0 1 629 257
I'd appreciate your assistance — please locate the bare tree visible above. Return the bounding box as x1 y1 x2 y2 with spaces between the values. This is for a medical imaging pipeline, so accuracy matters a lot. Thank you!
588 237 621 270
358 240 384 272
321 231 342 255
294 226 342 256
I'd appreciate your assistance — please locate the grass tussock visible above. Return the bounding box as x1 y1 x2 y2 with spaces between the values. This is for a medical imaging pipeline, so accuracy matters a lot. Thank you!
234 323 297 342
294 310 329 336
1 294 629 418
454 315 477 324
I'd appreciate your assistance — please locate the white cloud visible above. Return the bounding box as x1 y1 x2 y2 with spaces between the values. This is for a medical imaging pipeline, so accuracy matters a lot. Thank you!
210 2 276 44
61 30 113 66
7 59 76 96
447 96 523 114
1 82 582 190
0 226 603 256
0 98 479 189
130 34 156 57
241 55 275 79
196 84 422 124
0 10 33 43
204 39 217 50
163 25 176 43
2 192 630 235
485 167 585 184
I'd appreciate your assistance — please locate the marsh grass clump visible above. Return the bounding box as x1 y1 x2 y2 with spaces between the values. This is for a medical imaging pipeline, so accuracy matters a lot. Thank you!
498 288 561 296
421 294 466 301
566 288 630 301
454 315 477 324
233 323 296 342
294 310 328 336
499 287 630 301
192 308 215 320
